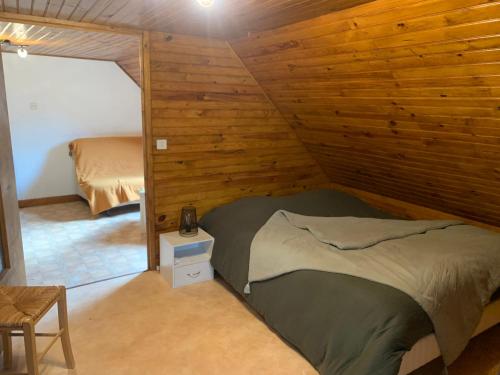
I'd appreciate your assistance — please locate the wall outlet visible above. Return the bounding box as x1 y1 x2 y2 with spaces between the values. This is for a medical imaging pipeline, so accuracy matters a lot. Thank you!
156 139 168 150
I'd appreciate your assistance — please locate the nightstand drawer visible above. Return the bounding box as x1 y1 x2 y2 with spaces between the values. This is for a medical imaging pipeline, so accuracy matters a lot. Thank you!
173 261 213 288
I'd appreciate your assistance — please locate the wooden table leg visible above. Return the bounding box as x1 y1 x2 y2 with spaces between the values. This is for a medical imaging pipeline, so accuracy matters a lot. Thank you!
2 330 12 369
23 321 39 375
57 288 75 369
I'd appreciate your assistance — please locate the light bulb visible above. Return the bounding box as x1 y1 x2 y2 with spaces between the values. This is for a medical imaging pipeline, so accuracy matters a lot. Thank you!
196 0 214 7
17 46 28 58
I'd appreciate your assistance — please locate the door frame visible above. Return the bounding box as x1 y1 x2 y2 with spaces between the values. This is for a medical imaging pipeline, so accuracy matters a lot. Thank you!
0 186 11 278
0 13 156 271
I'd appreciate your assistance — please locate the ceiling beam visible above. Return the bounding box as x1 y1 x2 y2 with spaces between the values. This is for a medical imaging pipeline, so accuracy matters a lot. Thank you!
0 11 142 36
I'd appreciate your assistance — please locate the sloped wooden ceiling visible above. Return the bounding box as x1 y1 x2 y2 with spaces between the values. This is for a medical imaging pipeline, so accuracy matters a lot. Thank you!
0 0 373 38
0 21 140 84
115 54 141 85
231 0 500 226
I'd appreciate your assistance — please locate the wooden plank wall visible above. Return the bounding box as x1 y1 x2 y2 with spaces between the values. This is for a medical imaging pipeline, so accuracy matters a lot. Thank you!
0 52 26 285
230 0 500 226
330 183 500 232
146 32 328 239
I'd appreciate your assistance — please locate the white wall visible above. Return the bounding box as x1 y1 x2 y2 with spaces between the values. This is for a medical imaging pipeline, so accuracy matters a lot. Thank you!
1 53 142 200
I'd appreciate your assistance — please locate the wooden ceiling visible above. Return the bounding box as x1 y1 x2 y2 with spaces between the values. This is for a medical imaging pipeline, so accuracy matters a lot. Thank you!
0 0 374 38
231 0 500 226
0 21 138 60
0 21 140 83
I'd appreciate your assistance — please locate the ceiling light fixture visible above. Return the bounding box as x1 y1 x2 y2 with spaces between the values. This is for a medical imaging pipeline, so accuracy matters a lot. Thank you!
0 39 29 59
17 46 28 58
196 0 214 7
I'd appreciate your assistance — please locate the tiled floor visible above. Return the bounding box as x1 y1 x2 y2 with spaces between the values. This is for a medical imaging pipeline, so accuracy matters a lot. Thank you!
21 201 147 287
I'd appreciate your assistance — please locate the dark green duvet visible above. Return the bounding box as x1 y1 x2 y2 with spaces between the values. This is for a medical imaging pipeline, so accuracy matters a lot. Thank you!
199 190 434 375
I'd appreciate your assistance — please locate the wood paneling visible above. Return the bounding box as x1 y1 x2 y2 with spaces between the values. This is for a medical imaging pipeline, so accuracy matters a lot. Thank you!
0 51 26 285
0 0 373 38
146 31 328 245
0 21 140 83
231 0 500 226
0 21 139 60
330 183 500 232
116 54 141 85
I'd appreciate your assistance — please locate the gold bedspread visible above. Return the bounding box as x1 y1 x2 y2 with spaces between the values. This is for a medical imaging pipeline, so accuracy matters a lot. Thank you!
69 137 144 214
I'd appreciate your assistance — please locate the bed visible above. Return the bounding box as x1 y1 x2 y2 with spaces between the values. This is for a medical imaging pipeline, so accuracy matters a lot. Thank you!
69 137 144 215
199 189 500 375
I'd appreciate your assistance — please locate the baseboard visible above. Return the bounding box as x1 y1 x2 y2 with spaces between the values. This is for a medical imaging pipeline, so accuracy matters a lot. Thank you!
18 194 84 208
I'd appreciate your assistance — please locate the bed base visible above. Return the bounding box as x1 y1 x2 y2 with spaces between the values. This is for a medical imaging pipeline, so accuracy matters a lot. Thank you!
398 298 500 374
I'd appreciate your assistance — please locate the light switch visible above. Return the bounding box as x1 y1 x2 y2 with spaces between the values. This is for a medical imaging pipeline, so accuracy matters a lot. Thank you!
29 102 38 111
156 139 168 150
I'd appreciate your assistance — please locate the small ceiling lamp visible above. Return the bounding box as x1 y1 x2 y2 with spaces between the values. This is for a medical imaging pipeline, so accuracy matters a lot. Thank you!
196 0 214 7
17 46 28 58
0 40 28 58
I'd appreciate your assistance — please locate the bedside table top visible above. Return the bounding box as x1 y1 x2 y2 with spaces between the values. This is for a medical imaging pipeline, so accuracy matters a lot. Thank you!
160 227 213 247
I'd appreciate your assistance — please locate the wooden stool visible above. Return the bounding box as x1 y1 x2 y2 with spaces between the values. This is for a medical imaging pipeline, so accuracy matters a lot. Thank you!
0 286 75 375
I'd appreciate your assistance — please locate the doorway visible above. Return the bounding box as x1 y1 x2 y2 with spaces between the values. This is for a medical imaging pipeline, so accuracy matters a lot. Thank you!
0 21 151 287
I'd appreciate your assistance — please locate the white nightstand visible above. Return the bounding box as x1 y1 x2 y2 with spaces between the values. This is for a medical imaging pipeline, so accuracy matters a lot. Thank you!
159 228 214 288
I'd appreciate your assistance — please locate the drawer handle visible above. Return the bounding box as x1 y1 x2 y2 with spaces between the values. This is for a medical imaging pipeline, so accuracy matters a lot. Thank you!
187 271 201 278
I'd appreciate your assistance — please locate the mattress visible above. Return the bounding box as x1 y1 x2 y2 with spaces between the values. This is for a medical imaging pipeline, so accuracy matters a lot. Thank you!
69 137 144 215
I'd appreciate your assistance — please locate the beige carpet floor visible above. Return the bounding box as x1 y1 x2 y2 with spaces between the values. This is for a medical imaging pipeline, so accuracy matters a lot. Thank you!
20 201 147 287
4 272 499 375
